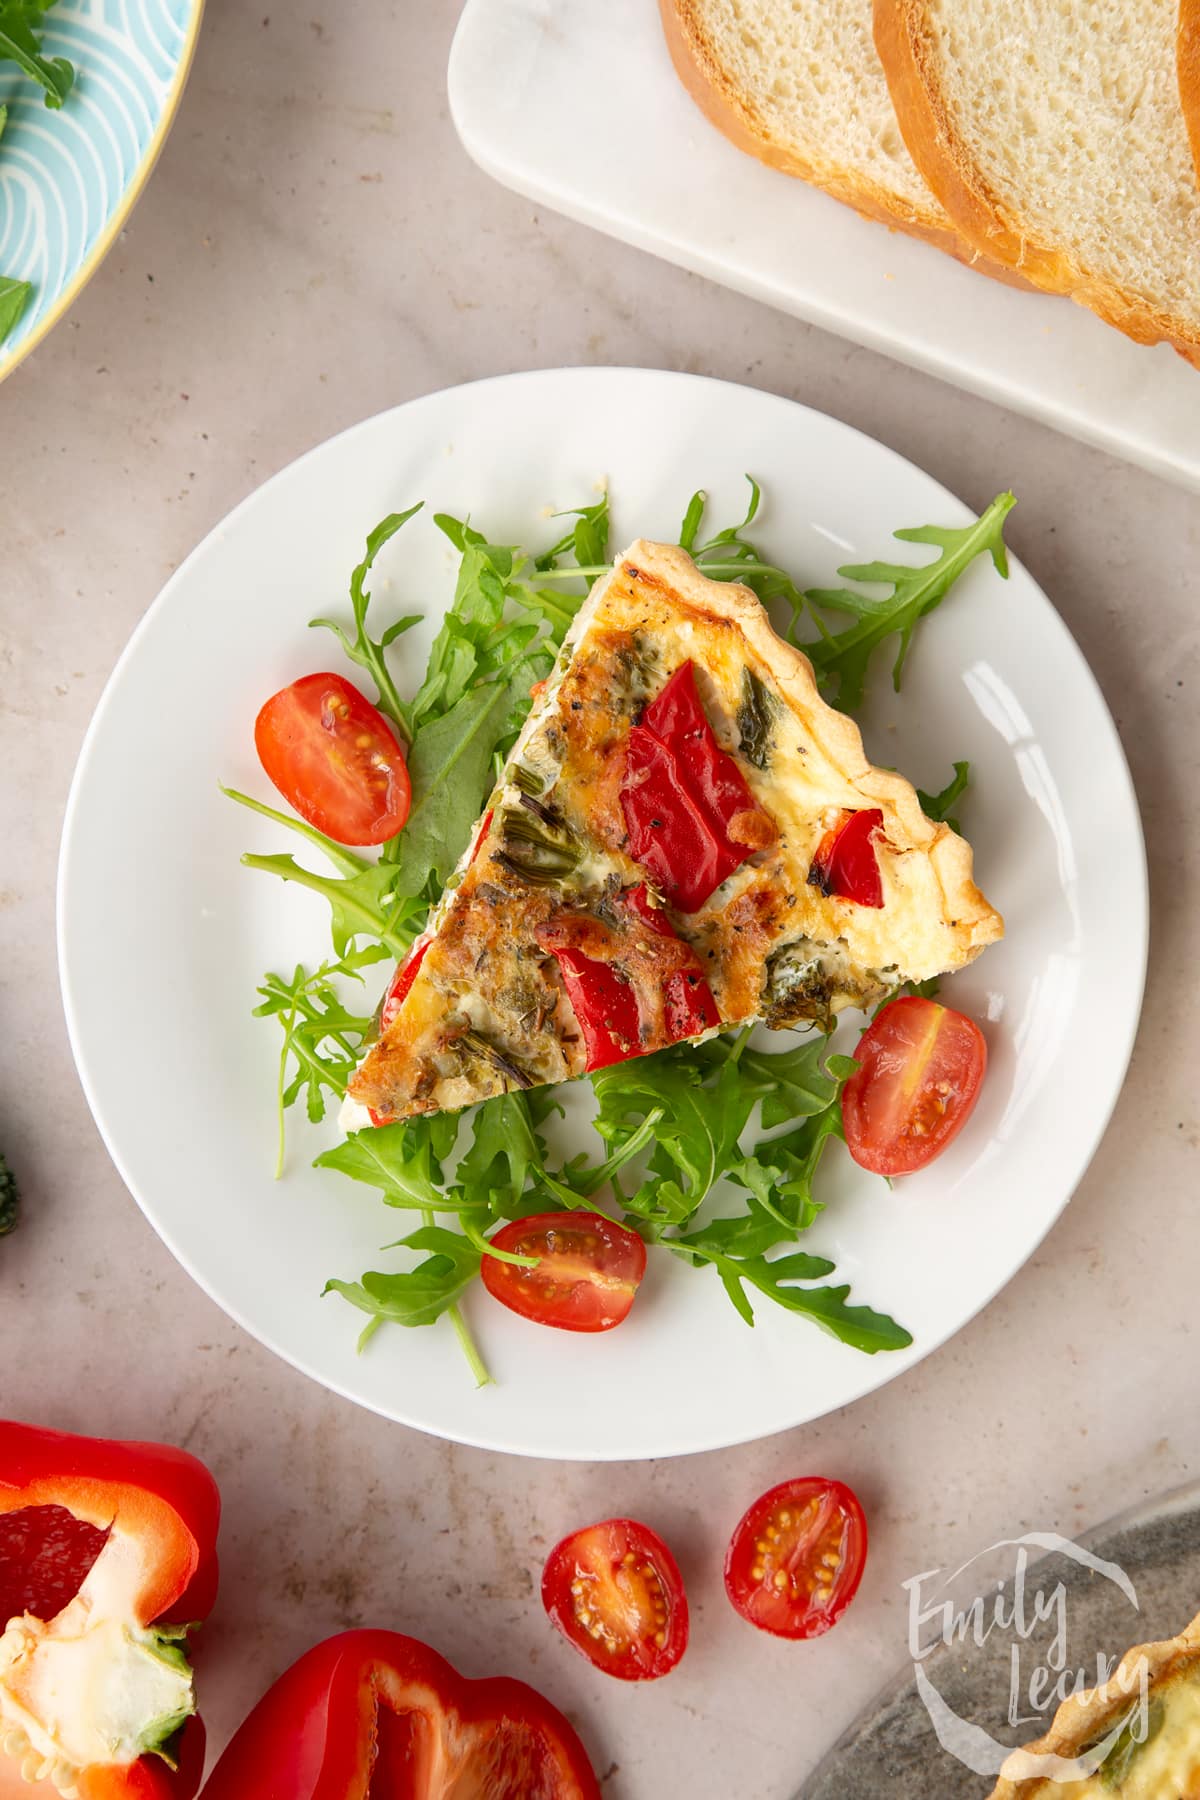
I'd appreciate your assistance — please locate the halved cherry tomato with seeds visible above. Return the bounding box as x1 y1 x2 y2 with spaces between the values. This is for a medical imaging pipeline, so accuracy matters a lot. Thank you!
542 1518 688 1681
481 1212 646 1332
725 1477 867 1639
842 995 987 1176
255 671 411 846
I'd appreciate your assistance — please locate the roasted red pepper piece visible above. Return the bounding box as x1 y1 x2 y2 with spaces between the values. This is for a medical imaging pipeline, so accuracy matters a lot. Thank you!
546 886 720 1071
808 808 885 908
378 939 432 1037
619 661 773 912
618 886 720 1040
553 950 642 1071
367 940 436 1123
200 1628 600 1800
0 1421 219 1800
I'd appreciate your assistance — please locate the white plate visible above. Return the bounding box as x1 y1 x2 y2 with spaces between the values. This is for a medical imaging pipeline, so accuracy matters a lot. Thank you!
58 368 1145 1461
449 0 1200 494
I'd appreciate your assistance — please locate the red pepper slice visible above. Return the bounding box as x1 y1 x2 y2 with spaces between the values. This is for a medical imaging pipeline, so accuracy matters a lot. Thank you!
546 887 720 1071
618 886 720 1040
553 949 642 1071
620 662 770 912
0 1421 220 1800
374 806 493 1061
808 808 885 908
200 1628 600 1800
367 940 434 1125
378 939 431 1037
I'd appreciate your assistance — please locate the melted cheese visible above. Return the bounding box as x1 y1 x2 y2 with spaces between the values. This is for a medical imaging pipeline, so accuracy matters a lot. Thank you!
1028 1669 1200 1797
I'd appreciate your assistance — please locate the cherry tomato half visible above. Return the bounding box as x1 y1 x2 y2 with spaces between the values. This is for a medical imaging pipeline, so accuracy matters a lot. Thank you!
481 1213 646 1333
725 1477 867 1640
255 672 411 846
542 1518 689 1681
842 995 987 1176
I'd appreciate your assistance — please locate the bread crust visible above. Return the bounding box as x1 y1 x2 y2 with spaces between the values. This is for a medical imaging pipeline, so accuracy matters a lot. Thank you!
1179 0 1200 187
874 0 1200 358
623 541 1001 957
659 0 1014 276
986 1609 1200 1796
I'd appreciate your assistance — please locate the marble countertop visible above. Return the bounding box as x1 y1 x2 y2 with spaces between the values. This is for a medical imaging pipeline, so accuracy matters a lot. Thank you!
2 4 1197 1796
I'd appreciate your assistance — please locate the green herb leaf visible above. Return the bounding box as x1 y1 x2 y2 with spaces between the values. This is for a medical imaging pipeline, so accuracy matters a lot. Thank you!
1097 1697 1165 1790
239 851 420 960
735 667 778 769
918 760 971 834
0 3 75 108
253 951 382 1172
325 1225 482 1332
0 1149 19 1239
315 1115 466 1211
678 489 706 552
455 1093 547 1213
0 273 31 341
222 784 370 878
385 657 544 894
310 508 422 740
804 493 1015 711
533 494 610 574
225 784 424 959
592 1047 757 1228
739 1036 851 1130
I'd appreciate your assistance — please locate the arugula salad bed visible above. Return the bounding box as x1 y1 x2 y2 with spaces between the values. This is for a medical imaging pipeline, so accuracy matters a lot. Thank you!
0 1 76 340
226 479 1014 1386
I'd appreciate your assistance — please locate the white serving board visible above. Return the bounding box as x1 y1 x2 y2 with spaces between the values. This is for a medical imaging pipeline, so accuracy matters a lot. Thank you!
449 0 1200 492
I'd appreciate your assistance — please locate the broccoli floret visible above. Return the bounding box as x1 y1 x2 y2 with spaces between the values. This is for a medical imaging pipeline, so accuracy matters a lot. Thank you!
0 1151 18 1237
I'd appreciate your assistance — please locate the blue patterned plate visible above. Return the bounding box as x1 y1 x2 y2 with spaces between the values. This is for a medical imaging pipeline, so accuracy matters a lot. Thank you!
0 0 203 382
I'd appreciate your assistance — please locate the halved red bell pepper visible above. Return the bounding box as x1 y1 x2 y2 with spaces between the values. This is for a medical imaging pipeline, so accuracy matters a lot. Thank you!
619 661 774 912
808 808 885 908
0 1420 219 1800
200 1628 600 1800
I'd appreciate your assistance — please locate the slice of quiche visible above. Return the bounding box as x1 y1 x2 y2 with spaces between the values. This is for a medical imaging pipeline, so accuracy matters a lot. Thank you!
345 540 1002 1124
988 1609 1200 1797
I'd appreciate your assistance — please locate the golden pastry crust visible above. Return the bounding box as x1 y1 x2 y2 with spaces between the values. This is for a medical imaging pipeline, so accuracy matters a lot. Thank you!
348 540 1002 1122
988 1611 1200 1797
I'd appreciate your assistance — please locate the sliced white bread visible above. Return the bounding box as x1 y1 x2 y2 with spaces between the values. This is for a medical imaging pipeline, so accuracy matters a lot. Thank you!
874 0 1200 360
659 0 990 265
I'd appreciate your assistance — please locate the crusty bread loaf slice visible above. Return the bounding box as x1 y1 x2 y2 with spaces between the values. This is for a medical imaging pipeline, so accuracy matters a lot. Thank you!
874 0 1200 358
1179 0 1200 185
659 0 988 264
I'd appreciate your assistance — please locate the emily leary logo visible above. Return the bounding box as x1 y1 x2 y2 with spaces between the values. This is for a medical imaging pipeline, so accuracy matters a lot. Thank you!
903 1534 1152 1781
